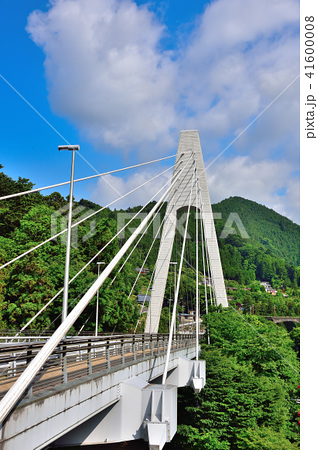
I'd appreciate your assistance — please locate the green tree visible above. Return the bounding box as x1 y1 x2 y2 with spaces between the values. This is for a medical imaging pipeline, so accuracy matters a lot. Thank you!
2 256 56 329
167 310 299 449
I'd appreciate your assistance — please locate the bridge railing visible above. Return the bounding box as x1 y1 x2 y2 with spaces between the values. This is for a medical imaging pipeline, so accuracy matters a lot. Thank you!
0 333 196 400
0 331 53 344
261 316 300 323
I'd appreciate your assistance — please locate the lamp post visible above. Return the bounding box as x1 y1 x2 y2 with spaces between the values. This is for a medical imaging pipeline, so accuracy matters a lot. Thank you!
170 262 177 334
95 262 106 336
58 144 80 322
168 298 172 329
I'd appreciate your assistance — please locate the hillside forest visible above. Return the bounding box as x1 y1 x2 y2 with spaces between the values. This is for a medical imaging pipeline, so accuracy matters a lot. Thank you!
0 165 299 332
0 165 300 449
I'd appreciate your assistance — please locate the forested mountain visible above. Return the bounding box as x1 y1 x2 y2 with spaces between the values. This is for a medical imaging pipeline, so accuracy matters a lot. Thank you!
0 165 300 332
212 196 299 266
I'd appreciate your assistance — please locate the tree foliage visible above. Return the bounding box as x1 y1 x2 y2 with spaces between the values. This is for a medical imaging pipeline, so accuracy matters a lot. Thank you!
213 196 300 266
0 166 140 332
167 309 300 449
0 166 299 334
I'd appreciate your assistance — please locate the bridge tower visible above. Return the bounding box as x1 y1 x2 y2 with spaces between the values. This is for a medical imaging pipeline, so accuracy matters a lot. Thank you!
145 130 228 334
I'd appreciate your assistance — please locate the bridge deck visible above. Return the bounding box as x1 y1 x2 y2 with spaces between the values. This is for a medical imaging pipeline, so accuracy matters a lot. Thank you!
0 335 198 450
0 334 195 401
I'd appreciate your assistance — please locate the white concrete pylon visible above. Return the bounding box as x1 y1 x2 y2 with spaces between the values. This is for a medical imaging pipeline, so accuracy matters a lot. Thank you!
145 130 228 334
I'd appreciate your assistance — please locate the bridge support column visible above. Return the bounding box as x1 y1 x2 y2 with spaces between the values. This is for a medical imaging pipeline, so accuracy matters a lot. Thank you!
165 357 206 394
145 130 228 334
142 384 177 450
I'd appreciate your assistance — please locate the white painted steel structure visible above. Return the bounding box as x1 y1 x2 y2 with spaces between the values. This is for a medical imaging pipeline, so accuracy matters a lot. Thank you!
0 342 201 450
145 130 228 334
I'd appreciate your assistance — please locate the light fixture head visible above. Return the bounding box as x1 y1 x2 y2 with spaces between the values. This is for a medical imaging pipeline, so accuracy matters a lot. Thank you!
58 145 80 151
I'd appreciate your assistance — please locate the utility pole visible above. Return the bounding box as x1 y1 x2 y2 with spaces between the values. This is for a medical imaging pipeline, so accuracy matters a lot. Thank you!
58 145 80 322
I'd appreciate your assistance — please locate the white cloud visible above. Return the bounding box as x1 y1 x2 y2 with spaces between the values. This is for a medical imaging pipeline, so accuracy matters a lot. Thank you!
27 0 300 221
27 0 299 156
27 0 178 153
90 155 299 224
187 0 298 55
91 165 174 210
206 156 299 223
179 0 300 156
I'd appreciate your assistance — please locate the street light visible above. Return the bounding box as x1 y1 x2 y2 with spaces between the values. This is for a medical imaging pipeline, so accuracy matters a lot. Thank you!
168 298 172 329
95 262 106 336
170 262 177 334
58 144 80 322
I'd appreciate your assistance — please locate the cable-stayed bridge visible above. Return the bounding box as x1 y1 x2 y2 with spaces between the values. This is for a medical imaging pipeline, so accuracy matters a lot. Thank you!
0 130 228 450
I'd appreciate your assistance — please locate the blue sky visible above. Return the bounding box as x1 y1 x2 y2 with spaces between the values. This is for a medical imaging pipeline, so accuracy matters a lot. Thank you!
0 0 300 222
